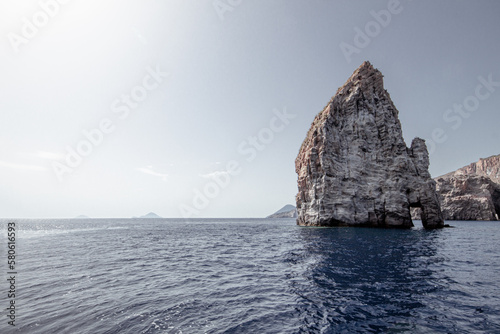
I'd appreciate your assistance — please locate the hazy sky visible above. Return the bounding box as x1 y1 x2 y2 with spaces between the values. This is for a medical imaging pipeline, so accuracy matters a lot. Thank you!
1 0 499 218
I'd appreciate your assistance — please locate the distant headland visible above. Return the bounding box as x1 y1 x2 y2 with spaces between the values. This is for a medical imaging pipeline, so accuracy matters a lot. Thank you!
267 205 297 218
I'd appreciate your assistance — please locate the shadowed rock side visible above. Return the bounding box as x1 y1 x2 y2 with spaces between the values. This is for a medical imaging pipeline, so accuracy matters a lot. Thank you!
295 61 444 229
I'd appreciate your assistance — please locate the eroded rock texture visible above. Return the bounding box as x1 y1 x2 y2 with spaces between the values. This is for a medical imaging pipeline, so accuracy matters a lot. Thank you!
443 155 500 184
436 175 500 221
412 155 500 221
295 61 444 229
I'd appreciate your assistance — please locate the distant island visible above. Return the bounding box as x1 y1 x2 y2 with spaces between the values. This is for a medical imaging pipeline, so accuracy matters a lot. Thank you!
136 212 163 219
74 215 90 219
267 205 297 218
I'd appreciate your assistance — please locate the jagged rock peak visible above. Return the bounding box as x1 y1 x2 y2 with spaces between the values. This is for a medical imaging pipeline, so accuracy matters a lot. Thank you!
334 60 385 97
295 61 444 229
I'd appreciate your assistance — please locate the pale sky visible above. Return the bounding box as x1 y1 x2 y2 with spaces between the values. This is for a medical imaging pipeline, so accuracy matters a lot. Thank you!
1 0 499 218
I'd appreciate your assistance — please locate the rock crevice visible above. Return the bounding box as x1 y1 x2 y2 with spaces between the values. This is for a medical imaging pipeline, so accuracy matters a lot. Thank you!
295 61 444 228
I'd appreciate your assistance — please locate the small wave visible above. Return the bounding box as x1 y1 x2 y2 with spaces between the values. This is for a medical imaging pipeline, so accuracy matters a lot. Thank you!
19 227 109 239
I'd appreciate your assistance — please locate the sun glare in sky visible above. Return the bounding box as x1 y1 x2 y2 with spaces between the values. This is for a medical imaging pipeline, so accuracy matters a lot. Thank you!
1 1 499 218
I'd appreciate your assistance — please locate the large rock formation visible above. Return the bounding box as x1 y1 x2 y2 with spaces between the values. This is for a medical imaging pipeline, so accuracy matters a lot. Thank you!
412 155 500 221
295 61 444 229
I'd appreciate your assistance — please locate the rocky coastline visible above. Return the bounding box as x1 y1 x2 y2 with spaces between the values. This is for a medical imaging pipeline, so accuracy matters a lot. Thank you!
412 155 500 221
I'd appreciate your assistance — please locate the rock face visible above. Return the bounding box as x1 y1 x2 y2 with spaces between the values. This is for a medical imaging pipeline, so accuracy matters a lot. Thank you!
436 175 500 220
443 154 500 184
412 155 500 221
295 61 444 229
267 205 297 218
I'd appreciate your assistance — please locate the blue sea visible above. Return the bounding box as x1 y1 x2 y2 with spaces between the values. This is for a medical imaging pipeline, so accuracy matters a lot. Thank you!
1 218 500 333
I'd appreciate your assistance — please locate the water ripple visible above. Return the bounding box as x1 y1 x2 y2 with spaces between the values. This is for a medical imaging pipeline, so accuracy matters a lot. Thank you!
1 219 500 333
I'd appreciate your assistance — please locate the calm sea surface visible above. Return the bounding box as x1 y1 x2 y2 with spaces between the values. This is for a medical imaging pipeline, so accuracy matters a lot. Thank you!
1 218 500 333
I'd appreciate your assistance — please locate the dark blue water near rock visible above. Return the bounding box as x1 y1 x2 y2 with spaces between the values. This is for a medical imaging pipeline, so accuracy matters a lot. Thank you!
1 219 500 333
